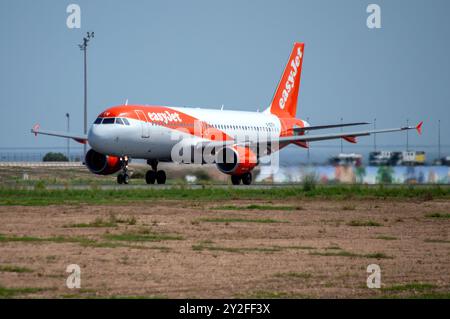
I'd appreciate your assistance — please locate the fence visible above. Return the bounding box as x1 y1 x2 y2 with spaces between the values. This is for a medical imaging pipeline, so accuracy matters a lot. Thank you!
0 144 449 165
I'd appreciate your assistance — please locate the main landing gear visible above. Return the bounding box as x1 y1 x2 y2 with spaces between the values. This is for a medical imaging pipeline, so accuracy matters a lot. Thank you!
231 172 252 185
117 156 130 185
145 160 166 184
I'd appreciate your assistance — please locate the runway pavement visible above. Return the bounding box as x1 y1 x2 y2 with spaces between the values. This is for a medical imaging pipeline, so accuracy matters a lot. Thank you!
19 183 449 190
21 184 289 190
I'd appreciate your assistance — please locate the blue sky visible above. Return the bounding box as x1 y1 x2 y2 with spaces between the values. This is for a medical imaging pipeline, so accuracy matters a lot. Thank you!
0 0 449 159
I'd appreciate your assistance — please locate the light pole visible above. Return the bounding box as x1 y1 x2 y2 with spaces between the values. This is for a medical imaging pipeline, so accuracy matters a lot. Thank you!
373 118 376 152
306 116 310 164
406 118 409 152
340 117 343 154
66 113 70 161
78 31 94 161
438 119 441 160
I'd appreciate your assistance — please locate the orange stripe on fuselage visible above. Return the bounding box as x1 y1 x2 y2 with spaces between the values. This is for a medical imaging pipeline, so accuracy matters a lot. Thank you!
98 105 233 142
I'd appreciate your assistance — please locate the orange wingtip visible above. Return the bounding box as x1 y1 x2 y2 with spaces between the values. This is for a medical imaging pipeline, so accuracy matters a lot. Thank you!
416 121 423 135
32 124 40 136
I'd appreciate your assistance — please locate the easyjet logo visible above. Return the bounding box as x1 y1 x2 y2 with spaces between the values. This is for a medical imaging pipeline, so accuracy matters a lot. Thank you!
148 111 182 124
279 47 302 110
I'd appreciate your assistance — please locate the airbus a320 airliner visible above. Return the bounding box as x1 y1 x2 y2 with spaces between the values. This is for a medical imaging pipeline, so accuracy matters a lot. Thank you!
31 43 423 185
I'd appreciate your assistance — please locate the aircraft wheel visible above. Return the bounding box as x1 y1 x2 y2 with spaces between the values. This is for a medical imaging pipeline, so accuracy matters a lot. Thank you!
123 174 130 185
241 172 252 185
145 170 156 184
231 175 241 185
117 173 124 184
156 170 166 184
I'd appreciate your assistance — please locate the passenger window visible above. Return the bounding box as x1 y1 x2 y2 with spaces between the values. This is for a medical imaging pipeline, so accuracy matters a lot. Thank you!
115 118 124 125
102 118 115 124
94 118 102 124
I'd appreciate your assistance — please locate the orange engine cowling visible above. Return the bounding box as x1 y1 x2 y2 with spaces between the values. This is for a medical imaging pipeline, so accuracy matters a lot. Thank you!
215 146 257 175
85 149 122 175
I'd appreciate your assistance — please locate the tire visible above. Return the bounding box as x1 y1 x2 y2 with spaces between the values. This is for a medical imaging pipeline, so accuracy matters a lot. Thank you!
241 172 252 185
231 175 241 185
117 173 124 184
145 170 156 184
123 174 130 185
156 170 166 184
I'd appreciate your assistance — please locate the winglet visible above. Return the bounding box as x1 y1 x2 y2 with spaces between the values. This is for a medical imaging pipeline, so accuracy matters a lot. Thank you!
32 124 40 136
416 121 423 135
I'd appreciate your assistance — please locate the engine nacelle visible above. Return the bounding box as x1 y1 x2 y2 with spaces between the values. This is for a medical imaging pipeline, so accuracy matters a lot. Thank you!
85 149 122 175
215 146 257 175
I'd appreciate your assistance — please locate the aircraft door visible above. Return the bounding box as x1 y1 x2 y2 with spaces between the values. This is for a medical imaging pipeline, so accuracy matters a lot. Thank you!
134 110 150 138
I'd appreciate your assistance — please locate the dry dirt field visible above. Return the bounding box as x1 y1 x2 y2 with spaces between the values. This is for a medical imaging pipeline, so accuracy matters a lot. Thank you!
0 198 449 298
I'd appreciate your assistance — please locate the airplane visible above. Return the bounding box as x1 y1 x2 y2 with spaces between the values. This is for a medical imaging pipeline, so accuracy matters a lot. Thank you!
31 42 423 185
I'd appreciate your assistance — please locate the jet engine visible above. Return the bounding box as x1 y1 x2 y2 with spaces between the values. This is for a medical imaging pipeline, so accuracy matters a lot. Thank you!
85 149 122 175
215 146 257 175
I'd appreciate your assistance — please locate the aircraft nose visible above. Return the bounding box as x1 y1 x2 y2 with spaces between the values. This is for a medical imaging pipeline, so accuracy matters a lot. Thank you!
88 125 105 150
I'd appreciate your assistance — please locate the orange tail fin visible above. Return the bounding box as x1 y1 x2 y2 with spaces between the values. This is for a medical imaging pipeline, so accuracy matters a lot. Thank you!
267 42 305 118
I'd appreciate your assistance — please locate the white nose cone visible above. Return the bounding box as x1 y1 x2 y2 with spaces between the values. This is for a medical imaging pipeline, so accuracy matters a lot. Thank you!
88 125 105 152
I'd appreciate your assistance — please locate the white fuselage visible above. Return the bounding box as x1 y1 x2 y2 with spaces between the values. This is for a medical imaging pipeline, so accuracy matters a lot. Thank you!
87 105 295 161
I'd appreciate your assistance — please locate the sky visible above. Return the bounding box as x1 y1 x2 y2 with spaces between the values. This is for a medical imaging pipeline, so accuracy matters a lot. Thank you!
0 0 449 161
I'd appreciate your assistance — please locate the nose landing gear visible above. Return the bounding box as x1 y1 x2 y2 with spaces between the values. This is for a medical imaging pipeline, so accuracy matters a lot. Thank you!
145 160 166 184
117 156 130 184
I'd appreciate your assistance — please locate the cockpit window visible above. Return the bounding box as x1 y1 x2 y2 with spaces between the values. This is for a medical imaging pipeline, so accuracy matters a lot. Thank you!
102 118 115 124
94 117 130 125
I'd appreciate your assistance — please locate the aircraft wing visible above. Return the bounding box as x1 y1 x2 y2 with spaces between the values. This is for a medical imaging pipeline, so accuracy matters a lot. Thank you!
278 122 422 144
31 124 88 144
293 122 369 133
195 121 423 148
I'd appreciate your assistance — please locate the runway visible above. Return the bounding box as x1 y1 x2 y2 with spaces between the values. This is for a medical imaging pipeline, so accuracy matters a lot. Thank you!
20 183 450 190
22 184 289 190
